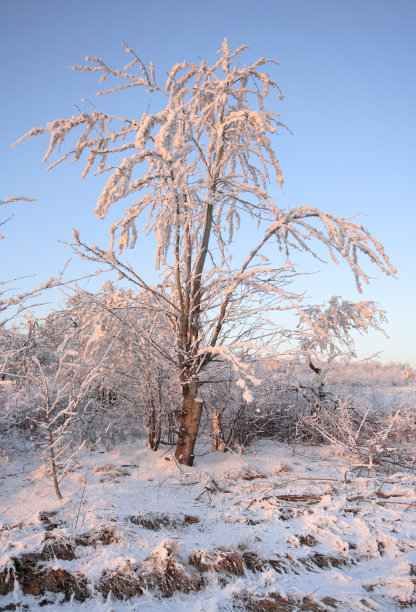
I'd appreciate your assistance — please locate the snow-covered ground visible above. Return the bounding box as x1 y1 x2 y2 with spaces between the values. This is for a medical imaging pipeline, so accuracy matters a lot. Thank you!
1 440 416 611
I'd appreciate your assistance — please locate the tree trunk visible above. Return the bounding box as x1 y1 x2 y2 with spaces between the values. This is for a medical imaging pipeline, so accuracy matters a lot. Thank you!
47 423 63 500
147 399 161 450
212 410 225 452
174 382 203 466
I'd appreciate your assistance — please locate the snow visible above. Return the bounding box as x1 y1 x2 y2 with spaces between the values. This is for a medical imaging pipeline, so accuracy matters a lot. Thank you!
1 440 416 610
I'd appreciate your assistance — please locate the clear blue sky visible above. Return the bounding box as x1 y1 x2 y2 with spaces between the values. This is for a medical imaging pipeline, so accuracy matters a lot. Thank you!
1 0 415 365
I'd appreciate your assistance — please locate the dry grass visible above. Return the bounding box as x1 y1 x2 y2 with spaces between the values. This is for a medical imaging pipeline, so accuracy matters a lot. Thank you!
42 536 76 561
97 542 201 601
39 510 61 531
301 552 349 570
75 526 118 547
298 534 318 547
235 591 328 611
129 512 179 531
189 546 245 576
97 564 143 601
242 551 269 572
11 554 89 601
129 512 200 531
0 566 14 596
0 540 354 606
140 541 201 597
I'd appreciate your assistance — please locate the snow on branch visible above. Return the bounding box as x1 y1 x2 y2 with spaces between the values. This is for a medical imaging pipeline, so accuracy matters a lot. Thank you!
296 296 388 361
13 41 287 259
1 196 36 205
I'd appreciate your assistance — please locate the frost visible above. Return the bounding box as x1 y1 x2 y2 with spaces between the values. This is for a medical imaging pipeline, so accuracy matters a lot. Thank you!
12 40 395 466
242 389 253 403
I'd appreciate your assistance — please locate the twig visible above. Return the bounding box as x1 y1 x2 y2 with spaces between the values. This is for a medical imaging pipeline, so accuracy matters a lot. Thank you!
210 478 231 493
74 467 87 530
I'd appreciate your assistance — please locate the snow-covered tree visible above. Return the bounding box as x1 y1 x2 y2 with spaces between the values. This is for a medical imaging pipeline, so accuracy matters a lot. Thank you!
14 41 395 465
56 282 180 448
24 350 91 500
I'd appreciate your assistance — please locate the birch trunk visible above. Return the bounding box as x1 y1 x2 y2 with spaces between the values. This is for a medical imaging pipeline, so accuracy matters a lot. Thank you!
174 382 203 466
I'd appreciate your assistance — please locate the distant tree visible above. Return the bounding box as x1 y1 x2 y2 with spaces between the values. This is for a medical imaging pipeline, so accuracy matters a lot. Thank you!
14 41 395 465
285 298 388 435
402 364 415 384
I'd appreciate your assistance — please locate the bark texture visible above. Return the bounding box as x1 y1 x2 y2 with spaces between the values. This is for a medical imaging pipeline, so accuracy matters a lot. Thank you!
175 383 203 466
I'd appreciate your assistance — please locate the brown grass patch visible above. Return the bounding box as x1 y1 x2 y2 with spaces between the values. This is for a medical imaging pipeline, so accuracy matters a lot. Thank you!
0 567 15 595
184 514 200 525
11 554 88 601
321 596 340 608
242 551 269 572
39 511 61 532
97 565 143 600
235 592 328 611
268 553 300 575
305 553 348 570
75 526 118 547
39 527 117 561
42 536 76 561
241 469 267 481
298 534 318 547
129 512 199 531
189 546 245 576
0 523 23 537
93 464 131 482
141 541 200 597
129 512 178 531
